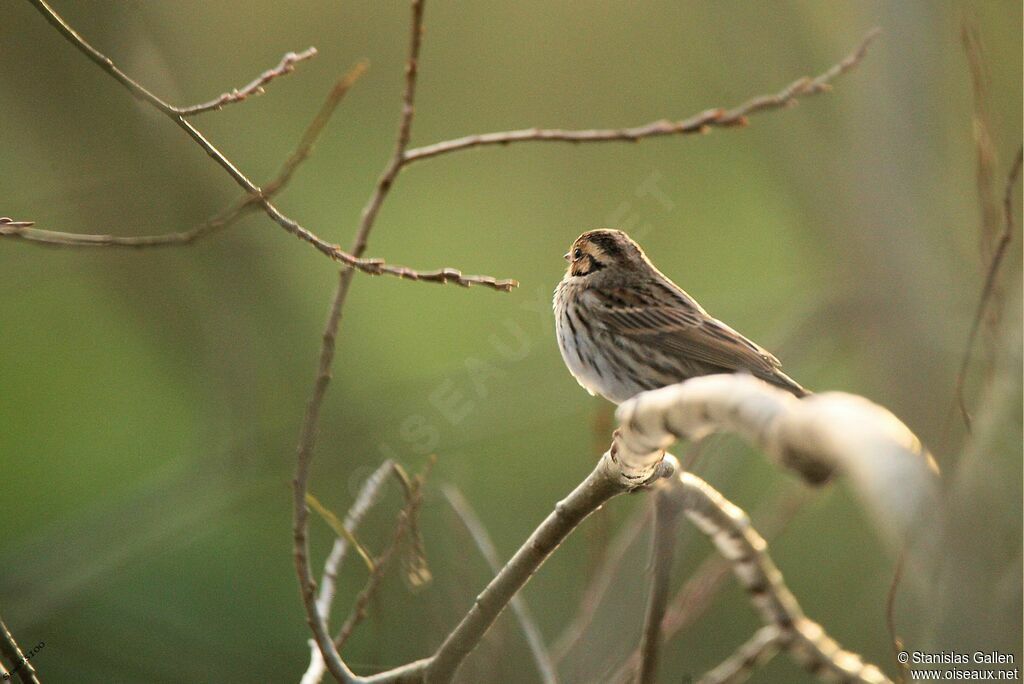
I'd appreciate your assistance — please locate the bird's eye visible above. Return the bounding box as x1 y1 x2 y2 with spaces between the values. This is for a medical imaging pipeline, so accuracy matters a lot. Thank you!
573 248 583 260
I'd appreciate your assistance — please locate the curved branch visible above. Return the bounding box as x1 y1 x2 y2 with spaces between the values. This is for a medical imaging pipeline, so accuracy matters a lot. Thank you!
695 625 783 684
615 374 939 549
302 459 395 684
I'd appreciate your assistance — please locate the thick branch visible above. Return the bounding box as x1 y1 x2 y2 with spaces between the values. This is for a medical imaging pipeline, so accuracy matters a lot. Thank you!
424 453 657 684
615 374 939 548
402 28 879 164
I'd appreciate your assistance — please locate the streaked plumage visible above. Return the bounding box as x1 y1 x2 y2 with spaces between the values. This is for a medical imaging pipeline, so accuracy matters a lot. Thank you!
553 229 807 404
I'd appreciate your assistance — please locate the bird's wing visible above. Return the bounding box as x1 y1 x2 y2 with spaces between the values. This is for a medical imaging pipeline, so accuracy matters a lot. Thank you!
586 285 783 376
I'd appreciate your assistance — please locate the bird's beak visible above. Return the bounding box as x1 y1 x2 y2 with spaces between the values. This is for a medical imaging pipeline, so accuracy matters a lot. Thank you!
563 252 571 261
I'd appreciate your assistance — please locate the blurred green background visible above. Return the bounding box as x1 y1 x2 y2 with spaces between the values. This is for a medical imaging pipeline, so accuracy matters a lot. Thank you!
1 1 1021 682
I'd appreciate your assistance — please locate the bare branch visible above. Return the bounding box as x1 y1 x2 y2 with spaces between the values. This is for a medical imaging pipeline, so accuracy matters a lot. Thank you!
636 486 683 684
266 61 370 196
954 146 1024 430
661 455 891 683
695 625 783 684
293 272 362 684
442 484 559 684
176 48 318 116
292 3 433 682
0 616 41 684
21 0 516 291
402 28 880 165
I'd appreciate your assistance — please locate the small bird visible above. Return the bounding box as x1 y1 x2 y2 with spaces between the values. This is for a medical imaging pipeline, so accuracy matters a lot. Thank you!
553 229 808 404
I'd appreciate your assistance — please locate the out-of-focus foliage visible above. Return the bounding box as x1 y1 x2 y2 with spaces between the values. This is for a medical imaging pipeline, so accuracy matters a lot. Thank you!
0 2 1020 682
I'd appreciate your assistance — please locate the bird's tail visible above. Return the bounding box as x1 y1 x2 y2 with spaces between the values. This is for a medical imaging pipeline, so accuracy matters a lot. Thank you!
768 369 811 398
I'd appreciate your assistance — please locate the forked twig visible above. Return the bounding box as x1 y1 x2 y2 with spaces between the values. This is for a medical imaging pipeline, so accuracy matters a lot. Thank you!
292 3 432 680
176 48 318 116
1 62 367 250
18 0 515 291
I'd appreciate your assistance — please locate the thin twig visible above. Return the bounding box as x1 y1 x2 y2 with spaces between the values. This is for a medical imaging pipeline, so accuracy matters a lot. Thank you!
695 625 784 684
402 28 880 165
885 549 909 684
637 486 683 684
334 461 432 651
442 484 559 684
265 61 370 196
954 147 1023 430
176 48 318 116
0 617 41 684
302 459 396 684
21 0 516 291
293 265 362 684
306 492 377 573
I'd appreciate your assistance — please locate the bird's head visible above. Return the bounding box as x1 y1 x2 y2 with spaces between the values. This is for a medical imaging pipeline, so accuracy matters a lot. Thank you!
564 229 646 279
